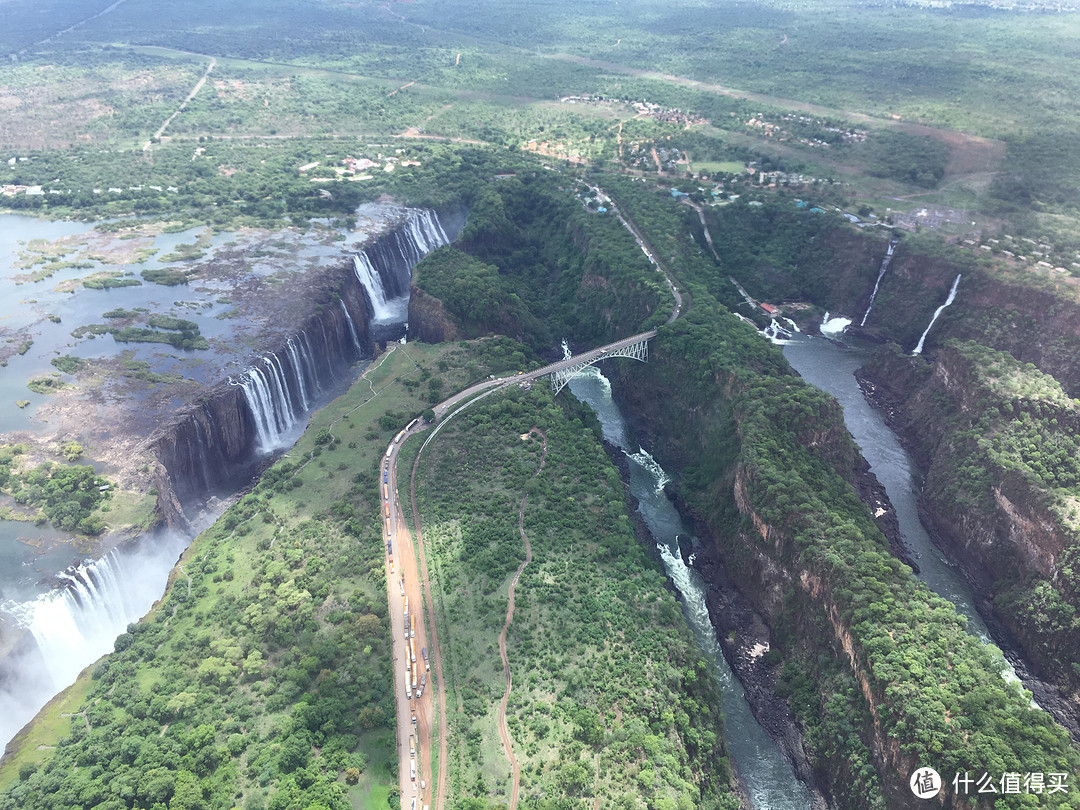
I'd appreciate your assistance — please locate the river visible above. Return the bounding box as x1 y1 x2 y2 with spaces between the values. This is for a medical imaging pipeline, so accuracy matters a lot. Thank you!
781 333 1004 646
568 367 813 810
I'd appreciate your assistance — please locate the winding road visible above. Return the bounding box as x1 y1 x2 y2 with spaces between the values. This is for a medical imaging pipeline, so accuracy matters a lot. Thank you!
381 189 682 810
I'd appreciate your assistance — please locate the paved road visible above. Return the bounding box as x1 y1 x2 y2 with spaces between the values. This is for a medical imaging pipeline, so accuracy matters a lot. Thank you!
380 329 658 810
381 190 682 810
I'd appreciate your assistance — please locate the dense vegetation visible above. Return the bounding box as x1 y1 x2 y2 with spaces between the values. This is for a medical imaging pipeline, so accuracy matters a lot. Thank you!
413 172 669 346
0 341 518 808
416 385 737 808
863 340 1080 711
0 445 110 535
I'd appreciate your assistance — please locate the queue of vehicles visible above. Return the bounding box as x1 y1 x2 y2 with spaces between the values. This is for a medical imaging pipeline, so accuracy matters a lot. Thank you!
383 417 431 800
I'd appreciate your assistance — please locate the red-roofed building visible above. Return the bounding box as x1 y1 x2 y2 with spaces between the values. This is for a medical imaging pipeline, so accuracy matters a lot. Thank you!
761 303 778 315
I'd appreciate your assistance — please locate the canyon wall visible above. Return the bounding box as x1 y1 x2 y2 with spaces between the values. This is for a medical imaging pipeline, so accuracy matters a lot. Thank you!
859 342 1080 724
150 208 452 524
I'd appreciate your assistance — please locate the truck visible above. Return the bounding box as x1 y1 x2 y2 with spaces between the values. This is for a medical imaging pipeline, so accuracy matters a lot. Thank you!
410 614 416 639
384 503 390 518
385 445 393 459
409 734 415 758
403 596 408 615
417 672 427 697
405 672 411 699
383 483 388 500
422 647 429 670
410 759 416 782
411 669 417 691
383 470 388 484
410 637 416 664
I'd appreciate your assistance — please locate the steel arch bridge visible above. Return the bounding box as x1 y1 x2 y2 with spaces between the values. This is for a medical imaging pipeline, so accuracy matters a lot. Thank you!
548 337 650 395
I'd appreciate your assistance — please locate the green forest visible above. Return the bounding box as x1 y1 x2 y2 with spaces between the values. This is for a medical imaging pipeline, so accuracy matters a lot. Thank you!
414 386 736 808
5 1 1080 809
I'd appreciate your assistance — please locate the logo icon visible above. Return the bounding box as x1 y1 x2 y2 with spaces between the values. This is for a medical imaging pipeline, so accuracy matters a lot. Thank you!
910 767 942 799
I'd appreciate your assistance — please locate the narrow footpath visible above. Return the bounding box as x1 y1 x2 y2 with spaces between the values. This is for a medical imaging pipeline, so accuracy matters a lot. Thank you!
496 430 546 810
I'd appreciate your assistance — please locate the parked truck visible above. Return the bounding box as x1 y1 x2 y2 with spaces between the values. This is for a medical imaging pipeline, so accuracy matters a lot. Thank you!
422 647 429 670
410 614 416 639
409 734 415 758
410 637 416 664
405 672 411 700
417 672 427 698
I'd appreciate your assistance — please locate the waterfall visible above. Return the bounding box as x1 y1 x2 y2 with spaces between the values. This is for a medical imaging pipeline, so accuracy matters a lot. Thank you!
913 273 961 355
860 238 899 326
285 337 310 412
339 300 363 355
353 253 396 322
782 317 800 333
230 352 301 455
354 208 451 324
763 320 796 345
0 533 188 749
820 313 852 337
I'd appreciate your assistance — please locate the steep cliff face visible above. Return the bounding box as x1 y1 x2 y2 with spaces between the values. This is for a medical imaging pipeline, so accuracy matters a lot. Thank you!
144 204 463 523
715 208 1080 394
605 312 1078 809
859 342 1080 720
407 284 461 344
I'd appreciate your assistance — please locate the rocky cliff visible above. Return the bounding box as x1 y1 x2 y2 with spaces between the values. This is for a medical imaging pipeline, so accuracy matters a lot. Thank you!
605 309 1079 809
859 341 1080 726
709 204 1080 395
149 251 374 522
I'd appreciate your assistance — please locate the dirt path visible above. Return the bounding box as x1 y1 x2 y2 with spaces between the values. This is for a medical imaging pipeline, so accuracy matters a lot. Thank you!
143 56 216 151
410 456 449 810
497 430 546 810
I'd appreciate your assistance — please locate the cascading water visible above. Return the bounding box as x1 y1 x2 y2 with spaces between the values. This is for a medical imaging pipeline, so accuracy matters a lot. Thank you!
0 532 189 750
820 311 852 337
340 300 362 354
353 208 450 323
353 253 397 322
567 363 813 810
285 337 310 412
913 273 961 355
230 351 303 454
860 237 899 326
0 206 456 753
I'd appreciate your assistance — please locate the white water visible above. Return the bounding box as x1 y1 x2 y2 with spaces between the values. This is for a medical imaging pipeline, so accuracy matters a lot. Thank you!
0 533 189 749
912 273 961 355
353 253 399 322
763 320 797 345
353 209 450 323
568 364 812 810
285 337 310 412
860 238 898 326
820 312 852 337
231 351 304 454
340 300 363 354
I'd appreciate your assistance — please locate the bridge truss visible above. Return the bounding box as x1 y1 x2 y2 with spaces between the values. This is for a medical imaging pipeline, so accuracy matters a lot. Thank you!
548 338 649 395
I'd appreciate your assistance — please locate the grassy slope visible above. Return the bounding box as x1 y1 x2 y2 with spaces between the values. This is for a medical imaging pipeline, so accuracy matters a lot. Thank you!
0 340 516 808
415 384 736 809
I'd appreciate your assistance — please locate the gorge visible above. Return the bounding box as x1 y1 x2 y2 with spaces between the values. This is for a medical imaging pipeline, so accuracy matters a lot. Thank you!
0 205 456 752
